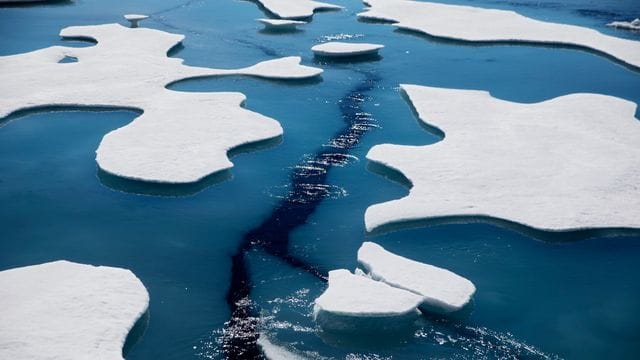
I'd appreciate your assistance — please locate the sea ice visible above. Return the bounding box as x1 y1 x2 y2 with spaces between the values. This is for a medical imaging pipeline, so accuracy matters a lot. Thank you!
311 41 384 57
257 334 306 360
359 0 640 68
258 18 307 31
607 18 640 31
0 23 322 184
365 84 640 232
358 242 475 314
313 269 422 332
0 260 149 360
255 0 342 20
123 14 149 28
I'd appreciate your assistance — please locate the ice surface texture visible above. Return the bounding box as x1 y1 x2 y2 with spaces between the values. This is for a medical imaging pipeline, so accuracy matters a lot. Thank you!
359 0 640 69
366 84 640 232
0 23 322 184
311 41 384 57
255 0 342 20
358 242 475 314
0 261 149 360
313 269 422 332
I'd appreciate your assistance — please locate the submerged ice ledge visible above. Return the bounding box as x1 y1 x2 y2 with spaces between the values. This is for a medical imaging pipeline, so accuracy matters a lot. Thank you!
359 0 640 69
0 23 322 184
0 260 149 360
365 84 640 233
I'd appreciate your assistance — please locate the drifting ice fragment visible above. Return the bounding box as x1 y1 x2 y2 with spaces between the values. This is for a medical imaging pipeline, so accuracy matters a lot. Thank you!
311 41 384 57
124 14 149 28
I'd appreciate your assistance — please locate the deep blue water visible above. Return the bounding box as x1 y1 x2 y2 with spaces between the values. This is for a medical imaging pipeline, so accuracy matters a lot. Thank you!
1 0 640 359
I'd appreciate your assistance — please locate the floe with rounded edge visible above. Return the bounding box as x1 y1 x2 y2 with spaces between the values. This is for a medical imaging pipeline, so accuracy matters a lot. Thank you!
365 84 640 233
258 18 306 31
255 0 342 20
607 18 640 31
311 41 384 57
358 242 475 314
0 23 322 184
124 14 149 28
313 269 422 333
358 0 640 69
0 260 149 360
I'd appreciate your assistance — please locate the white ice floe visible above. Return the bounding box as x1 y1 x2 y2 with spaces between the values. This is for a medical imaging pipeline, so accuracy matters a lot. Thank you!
0 23 322 184
255 0 342 20
358 242 475 314
257 334 306 360
366 84 640 232
359 0 640 68
123 14 149 28
0 260 149 360
258 18 307 31
607 18 640 31
311 41 384 57
313 269 422 332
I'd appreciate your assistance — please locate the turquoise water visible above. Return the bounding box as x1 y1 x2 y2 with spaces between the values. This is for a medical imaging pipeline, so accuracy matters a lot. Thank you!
1 0 639 359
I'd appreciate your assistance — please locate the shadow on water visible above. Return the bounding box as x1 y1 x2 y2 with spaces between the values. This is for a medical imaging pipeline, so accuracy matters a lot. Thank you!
122 310 150 358
97 136 283 197
222 71 382 359
312 53 383 65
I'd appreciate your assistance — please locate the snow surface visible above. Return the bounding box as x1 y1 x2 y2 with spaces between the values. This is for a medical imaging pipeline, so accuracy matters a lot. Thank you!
313 269 422 332
311 41 384 57
358 242 475 313
366 84 640 232
255 0 342 20
258 18 306 30
0 260 149 360
0 23 322 184
607 18 640 31
359 0 640 69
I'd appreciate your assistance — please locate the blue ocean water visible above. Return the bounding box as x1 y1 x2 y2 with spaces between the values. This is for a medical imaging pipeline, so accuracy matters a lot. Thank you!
1 0 639 359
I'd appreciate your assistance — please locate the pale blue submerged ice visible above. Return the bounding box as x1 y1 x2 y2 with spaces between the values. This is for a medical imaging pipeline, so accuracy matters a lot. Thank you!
1 0 640 359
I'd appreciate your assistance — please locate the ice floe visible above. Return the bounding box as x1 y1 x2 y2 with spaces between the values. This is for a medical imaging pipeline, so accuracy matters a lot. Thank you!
0 23 322 184
311 41 384 57
358 242 475 314
366 84 640 232
0 260 149 360
359 0 640 68
313 269 422 332
124 14 149 28
257 334 306 360
255 0 342 20
258 18 306 31
607 18 640 31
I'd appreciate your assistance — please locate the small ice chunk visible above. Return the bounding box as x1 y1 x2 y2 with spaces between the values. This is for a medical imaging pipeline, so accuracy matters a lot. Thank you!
311 41 384 57
313 269 422 333
124 14 149 28
358 242 476 314
257 334 306 360
0 260 149 360
607 18 640 31
258 18 307 31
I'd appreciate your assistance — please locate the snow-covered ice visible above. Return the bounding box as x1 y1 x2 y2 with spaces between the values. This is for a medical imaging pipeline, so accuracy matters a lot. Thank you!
258 18 306 31
0 260 149 360
359 0 640 68
358 242 475 314
313 269 422 332
311 41 384 57
607 18 640 31
255 0 342 20
123 14 149 28
366 84 640 232
0 23 322 184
